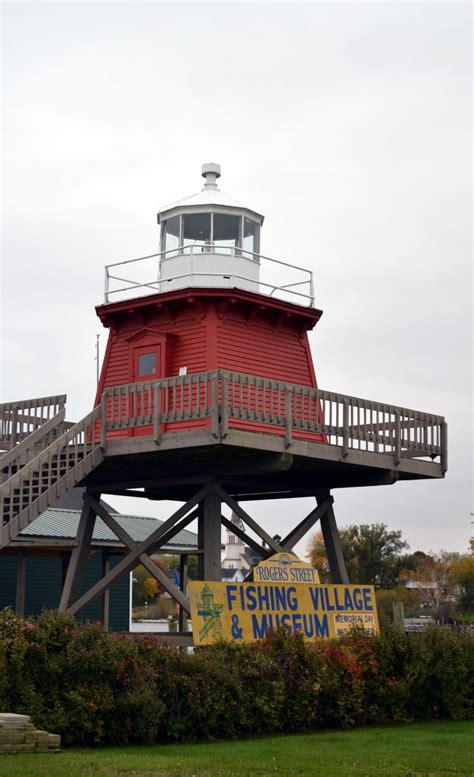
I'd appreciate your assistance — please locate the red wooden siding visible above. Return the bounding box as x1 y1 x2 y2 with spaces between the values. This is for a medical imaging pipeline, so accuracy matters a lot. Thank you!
94 289 323 442
216 315 316 387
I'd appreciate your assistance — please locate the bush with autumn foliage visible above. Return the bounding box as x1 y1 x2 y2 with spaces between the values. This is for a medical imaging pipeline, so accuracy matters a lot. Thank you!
0 608 472 746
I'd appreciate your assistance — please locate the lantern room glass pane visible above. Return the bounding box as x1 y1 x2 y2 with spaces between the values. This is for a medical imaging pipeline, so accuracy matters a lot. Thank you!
182 213 211 251
162 217 180 256
213 214 241 252
243 218 259 257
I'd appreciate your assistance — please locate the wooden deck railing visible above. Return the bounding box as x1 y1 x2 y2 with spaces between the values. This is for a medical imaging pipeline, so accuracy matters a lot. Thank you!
0 373 446 548
101 370 447 470
0 395 67 451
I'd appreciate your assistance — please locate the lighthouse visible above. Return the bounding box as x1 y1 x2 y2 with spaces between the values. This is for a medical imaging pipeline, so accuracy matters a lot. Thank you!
0 163 447 644
96 163 322 409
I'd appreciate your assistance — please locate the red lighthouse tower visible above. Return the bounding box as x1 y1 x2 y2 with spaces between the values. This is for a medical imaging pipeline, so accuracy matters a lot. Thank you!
0 164 447 643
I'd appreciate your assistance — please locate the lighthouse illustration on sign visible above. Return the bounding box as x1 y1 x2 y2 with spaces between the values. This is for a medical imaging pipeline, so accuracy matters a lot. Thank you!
196 584 224 641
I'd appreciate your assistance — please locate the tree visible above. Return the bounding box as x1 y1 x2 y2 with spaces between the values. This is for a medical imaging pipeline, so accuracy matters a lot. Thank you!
132 559 170 606
375 587 420 627
164 554 198 581
451 542 474 613
401 551 460 609
307 523 410 586
144 577 160 599
132 565 150 607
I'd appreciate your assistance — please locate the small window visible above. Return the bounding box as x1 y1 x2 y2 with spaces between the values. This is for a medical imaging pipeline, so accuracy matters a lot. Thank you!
162 216 180 256
213 213 241 252
243 218 260 257
182 212 211 250
138 352 157 376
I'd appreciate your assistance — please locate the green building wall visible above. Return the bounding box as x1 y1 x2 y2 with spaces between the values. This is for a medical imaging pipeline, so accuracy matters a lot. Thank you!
0 552 129 631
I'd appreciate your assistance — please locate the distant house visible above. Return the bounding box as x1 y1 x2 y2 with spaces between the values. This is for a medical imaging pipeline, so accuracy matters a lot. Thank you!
0 488 197 631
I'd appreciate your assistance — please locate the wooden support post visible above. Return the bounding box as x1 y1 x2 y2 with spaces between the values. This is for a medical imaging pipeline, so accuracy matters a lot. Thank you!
198 491 222 581
316 490 349 584
178 554 189 631
58 493 98 612
15 549 26 616
101 551 111 632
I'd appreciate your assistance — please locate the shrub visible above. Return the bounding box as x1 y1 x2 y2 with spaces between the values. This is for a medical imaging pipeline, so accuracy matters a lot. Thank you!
0 608 472 746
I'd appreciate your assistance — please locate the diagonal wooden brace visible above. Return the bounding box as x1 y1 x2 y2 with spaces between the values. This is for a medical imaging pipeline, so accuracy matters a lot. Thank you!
281 496 334 550
221 515 268 559
68 482 213 616
84 494 191 613
58 494 98 612
213 483 283 554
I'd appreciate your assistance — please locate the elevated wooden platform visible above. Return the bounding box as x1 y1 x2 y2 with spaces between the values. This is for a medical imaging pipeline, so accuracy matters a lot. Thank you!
1 372 446 547
82 367 446 499
82 431 444 503
0 378 447 633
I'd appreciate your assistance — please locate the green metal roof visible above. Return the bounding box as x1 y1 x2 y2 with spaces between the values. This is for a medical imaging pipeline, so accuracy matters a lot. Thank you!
19 508 197 549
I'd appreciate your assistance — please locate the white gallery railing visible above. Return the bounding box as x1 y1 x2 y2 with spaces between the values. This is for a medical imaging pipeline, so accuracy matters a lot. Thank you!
104 245 314 306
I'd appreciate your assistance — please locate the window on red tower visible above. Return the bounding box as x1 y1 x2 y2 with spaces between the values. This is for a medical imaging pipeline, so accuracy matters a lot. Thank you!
138 352 157 377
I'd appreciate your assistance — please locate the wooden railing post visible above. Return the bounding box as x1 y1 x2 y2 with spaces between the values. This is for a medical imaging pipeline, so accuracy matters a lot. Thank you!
100 393 107 449
284 387 292 448
342 399 349 458
10 407 18 448
154 383 161 445
220 372 229 439
394 410 401 466
441 419 448 474
211 373 219 439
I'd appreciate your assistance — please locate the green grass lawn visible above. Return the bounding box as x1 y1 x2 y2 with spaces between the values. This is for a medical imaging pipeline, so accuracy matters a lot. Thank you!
0 721 472 777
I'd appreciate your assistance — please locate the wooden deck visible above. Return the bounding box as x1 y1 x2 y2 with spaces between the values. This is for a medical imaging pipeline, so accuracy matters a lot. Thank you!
1 372 446 547
83 369 446 499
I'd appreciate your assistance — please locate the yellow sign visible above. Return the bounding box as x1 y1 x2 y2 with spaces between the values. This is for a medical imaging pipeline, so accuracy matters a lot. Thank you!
254 552 320 585
188 581 379 645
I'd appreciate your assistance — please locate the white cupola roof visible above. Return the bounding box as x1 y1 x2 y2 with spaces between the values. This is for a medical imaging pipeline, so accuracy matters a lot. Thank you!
157 163 264 225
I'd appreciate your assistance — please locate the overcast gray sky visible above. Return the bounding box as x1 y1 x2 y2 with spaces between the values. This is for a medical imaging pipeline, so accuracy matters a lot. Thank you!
1 2 472 558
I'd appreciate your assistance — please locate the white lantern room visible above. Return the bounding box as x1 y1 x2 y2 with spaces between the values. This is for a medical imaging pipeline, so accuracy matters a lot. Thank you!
157 163 265 294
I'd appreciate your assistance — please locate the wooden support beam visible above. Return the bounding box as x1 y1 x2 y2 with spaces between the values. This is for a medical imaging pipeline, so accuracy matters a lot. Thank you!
15 549 26 616
316 490 349 584
147 508 199 555
281 496 334 550
83 493 191 613
178 554 188 632
197 491 222 581
58 494 98 612
89 453 293 493
213 484 283 554
68 483 212 616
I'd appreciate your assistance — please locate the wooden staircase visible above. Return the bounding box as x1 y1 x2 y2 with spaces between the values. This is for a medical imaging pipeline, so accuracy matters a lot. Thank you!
0 398 104 549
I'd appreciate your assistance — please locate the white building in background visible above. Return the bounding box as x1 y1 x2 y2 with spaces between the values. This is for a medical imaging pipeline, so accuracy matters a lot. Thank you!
221 513 249 582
